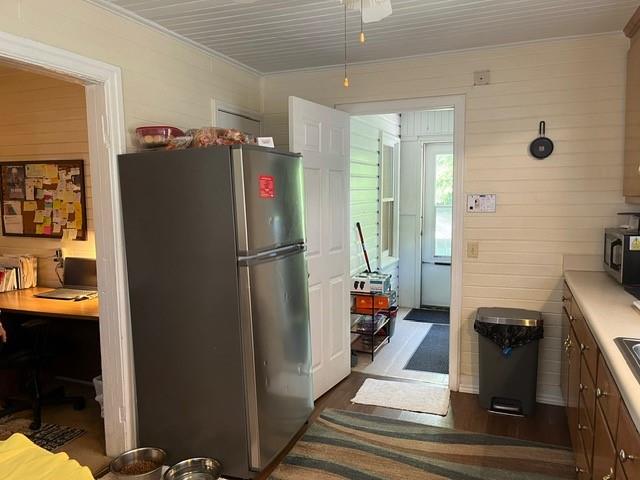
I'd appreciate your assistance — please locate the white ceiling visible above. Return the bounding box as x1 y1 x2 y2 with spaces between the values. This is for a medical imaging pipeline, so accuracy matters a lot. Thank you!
98 0 638 73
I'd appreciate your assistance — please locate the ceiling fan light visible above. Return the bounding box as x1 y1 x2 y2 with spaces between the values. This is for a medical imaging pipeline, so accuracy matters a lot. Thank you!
343 76 350 88
359 31 366 43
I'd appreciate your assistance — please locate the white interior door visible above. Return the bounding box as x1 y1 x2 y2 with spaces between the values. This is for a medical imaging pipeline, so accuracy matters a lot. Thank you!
421 142 453 307
289 96 350 400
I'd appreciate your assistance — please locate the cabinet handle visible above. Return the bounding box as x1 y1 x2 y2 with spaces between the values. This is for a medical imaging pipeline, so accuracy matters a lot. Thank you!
596 387 608 399
577 423 588 431
575 466 585 474
580 343 589 352
602 467 614 480
579 383 588 392
620 449 636 463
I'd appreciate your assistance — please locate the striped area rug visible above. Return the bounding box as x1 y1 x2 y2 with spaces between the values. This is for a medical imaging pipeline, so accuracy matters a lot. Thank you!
269 409 575 480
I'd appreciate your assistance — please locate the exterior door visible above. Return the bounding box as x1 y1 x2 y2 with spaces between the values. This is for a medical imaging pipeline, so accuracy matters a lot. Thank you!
289 96 350 399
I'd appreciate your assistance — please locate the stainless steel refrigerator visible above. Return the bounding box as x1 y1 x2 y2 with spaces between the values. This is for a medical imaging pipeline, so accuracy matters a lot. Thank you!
118 145 313 479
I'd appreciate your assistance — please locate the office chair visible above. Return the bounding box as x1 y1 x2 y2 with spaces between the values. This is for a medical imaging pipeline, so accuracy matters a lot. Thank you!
0 318 86 430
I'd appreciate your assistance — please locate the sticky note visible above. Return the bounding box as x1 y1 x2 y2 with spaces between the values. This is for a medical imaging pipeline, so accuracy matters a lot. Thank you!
35 189 44 200
33 211 45 223
53 223 61 234
35 224 43 234
45 165 58 179
43 216 51 226
66 220 76 230
67 203 75 214
64 191 75 203
43 225 52 235
23 201 37 211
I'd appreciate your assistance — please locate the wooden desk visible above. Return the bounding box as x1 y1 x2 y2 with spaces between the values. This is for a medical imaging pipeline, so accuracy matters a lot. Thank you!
0 287 99 321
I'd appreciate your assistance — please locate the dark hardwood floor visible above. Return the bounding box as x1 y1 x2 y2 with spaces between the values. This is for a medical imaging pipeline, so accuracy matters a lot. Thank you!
256 371 571 478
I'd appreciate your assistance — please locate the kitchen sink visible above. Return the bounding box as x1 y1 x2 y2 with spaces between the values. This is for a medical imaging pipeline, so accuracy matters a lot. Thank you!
615 337 640 381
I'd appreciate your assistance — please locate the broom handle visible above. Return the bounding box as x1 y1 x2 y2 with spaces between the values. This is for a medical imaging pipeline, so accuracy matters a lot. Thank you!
356 222 372 273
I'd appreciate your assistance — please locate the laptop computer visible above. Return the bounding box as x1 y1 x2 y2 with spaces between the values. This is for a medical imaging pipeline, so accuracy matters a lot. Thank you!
35 258 98 301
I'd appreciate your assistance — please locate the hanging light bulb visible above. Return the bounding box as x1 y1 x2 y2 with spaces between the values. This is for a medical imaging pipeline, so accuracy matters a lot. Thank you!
359 0 366 44
343 2 350 88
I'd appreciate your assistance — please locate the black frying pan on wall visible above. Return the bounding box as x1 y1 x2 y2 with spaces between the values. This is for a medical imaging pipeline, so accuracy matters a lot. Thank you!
529 121 554 159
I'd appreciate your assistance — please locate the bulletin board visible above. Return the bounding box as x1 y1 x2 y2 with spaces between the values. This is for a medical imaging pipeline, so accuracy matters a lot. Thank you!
0 159 87 240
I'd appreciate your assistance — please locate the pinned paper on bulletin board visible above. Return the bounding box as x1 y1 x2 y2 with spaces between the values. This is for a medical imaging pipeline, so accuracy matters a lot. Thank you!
0 159 87 240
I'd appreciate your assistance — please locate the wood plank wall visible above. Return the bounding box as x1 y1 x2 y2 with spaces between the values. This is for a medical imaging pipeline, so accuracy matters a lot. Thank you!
0 64 95 287
350 114 401 293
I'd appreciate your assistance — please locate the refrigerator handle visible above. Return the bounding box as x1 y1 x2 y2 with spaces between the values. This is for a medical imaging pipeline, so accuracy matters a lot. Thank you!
237 266 261 470
238 243 306 266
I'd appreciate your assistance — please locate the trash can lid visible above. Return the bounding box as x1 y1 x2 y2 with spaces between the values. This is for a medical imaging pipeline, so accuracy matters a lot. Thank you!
476 307 543 327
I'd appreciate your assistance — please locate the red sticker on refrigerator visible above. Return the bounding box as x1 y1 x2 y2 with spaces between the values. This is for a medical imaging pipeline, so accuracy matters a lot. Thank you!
259 175 275 198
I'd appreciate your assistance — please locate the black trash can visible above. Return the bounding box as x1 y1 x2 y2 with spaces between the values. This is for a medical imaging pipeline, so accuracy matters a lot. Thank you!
474 307 543 416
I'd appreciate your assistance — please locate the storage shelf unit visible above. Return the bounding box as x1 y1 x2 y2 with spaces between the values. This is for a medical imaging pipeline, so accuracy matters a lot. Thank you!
350 290 396 361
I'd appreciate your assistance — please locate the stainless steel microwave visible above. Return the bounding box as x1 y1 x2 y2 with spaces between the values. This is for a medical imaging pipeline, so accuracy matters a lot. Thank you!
604 228 640 285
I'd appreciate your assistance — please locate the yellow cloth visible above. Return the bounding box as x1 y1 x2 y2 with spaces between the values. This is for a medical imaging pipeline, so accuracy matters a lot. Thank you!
0 433 94 480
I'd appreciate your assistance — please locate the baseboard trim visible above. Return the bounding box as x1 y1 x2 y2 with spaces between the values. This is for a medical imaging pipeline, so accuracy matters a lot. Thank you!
458 375 566 407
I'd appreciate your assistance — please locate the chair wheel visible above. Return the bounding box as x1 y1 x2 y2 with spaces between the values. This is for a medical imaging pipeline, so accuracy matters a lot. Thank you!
73 398 86 410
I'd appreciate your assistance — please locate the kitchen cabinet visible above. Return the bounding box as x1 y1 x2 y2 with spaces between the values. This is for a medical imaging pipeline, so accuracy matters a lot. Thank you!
624 8 640 199
561 281 640 479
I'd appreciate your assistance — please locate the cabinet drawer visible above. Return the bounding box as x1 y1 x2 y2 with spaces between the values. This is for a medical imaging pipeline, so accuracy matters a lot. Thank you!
596 353 621 438
617 403 640 480
580 355 596 426
573 309 598 379
593 404 617 480
578 391 595 467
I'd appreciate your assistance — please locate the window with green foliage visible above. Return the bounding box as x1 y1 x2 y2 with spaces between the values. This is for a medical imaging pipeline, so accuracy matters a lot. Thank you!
434 153 453 258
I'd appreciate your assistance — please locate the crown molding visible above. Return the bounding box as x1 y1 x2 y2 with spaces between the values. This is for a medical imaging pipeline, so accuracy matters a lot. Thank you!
85 0 262 76
624 5 640 38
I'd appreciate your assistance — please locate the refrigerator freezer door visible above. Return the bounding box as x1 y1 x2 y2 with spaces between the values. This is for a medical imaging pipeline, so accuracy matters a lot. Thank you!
233 146 305 255
238 248 313 471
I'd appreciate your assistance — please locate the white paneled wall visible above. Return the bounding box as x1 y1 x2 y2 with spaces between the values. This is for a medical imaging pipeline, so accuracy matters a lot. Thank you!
350 114 400 293
0 65 95 287
0 0 262 150
263 34 629 404
399 109 454 307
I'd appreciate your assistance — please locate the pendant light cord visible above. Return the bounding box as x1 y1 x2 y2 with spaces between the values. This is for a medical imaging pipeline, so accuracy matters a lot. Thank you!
344 2 348 79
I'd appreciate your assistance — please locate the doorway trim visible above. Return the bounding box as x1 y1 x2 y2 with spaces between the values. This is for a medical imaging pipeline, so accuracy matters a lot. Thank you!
335 95 465 392
0 31 134 455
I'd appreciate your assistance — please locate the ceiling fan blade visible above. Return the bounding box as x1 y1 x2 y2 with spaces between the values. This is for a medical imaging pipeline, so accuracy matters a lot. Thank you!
343 0 393 23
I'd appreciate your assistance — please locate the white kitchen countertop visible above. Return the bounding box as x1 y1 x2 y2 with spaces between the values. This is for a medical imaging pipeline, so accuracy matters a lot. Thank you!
564 270 640 431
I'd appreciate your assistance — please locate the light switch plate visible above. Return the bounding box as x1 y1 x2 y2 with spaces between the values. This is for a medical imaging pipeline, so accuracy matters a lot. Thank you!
467 241 479 259
467 194 496 213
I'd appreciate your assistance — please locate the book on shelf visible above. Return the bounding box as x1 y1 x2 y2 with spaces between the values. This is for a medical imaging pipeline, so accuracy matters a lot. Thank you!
0 255 38 292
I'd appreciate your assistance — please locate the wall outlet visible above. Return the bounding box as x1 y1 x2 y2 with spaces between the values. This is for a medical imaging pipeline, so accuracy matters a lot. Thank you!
467 241 479 259
474 70 490 86
53 248 64 268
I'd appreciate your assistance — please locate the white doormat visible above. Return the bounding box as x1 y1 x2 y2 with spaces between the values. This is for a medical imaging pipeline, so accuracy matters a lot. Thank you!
351 378 450 415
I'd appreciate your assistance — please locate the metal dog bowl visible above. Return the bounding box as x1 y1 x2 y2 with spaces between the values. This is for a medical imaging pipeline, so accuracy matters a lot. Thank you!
110 447 166 480
163 458 222 480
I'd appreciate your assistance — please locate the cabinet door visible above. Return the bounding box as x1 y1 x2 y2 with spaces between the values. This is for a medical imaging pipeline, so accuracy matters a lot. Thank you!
593 404 617 480
560 305 571 405
617 403 640 479
596 353 621 439
567 326 581 450
624 36 640 197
